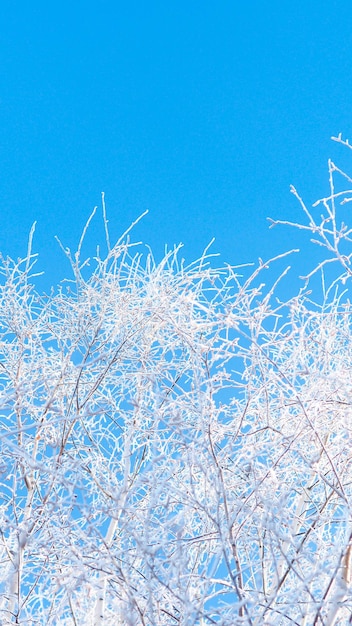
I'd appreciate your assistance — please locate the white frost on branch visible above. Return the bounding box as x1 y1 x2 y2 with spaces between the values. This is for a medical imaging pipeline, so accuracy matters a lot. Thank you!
1 148 352 624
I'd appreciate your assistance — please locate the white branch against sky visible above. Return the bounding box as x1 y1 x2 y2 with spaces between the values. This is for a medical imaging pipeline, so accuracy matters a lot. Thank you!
1 143 352 624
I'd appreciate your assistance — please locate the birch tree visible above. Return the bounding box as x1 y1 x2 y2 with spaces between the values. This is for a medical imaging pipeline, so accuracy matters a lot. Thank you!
1 140 352 624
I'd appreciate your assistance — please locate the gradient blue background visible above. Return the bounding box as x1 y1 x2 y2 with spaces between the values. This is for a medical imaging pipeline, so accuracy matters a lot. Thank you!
1 1 352 290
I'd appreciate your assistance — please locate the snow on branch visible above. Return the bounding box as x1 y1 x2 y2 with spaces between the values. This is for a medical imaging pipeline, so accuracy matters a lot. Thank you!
1 147 352 624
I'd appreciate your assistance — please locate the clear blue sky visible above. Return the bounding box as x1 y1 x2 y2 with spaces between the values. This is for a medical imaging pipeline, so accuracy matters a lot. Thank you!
1 1 352 289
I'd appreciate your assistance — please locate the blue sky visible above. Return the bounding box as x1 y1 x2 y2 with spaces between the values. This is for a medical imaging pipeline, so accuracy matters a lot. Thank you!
1 1 352 290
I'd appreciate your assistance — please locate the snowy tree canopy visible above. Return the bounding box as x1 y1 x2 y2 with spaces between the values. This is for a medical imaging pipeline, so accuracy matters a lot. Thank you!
1 139 352 625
